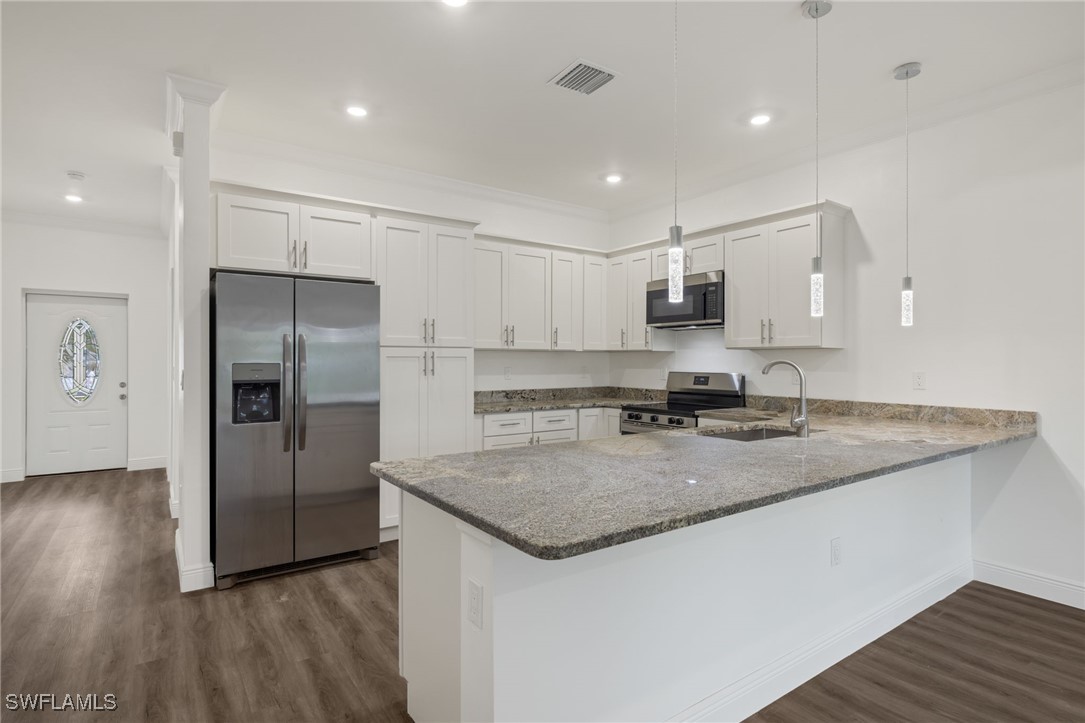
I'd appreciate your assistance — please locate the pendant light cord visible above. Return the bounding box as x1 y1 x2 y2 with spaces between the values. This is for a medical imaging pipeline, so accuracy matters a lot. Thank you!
905 74 910 278
814 11 821 258
673 0 679 228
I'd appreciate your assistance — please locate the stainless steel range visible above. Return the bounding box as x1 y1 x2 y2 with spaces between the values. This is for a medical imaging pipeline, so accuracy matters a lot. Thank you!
620 372 745 434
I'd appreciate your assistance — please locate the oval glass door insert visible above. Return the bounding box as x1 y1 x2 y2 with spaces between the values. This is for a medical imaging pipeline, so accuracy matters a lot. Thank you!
58 317 101 404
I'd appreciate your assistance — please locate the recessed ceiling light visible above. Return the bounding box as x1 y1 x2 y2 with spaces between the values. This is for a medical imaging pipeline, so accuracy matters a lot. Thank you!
605 174 623 184
750 114 772 126
346 106 368 118
443 0 467 6
65 194 83 203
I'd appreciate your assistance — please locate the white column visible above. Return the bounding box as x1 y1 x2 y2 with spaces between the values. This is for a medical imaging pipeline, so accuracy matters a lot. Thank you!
167 74 225 592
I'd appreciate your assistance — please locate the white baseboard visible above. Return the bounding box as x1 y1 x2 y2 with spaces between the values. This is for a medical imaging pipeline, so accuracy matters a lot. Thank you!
174 528 215 593
169 495 180 519
128 456 167 471
380 525 400 543
974 560 1085 610
1 468 26 483
672 562 973 723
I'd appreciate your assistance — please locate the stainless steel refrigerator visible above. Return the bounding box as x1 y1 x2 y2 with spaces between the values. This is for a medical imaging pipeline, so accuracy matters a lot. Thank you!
211 271 380 589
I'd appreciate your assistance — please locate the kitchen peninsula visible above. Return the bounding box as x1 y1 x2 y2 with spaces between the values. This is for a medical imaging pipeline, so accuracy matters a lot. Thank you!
373 404 1036 722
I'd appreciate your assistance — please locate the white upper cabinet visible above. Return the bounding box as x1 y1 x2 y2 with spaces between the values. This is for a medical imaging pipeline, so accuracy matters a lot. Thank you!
609 250 674 351
582 256 607 351
217 194 375 280
507 246 552 350
378 217 473 348
472 241 585 351
724 209 845 349
551 251 583 351
652 233 725 280
217 194 299 273
299 205 374 279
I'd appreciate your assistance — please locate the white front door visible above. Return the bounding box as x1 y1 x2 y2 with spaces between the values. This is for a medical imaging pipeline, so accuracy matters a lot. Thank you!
25 294 128 476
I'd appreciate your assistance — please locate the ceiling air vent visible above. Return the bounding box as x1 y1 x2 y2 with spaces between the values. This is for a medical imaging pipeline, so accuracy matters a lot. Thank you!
548 59 618 95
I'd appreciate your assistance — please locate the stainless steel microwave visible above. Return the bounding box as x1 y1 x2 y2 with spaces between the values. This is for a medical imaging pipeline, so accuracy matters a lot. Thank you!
646 271 724 328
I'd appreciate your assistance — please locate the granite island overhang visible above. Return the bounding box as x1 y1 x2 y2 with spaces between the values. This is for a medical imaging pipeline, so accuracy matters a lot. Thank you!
372 408 1036 722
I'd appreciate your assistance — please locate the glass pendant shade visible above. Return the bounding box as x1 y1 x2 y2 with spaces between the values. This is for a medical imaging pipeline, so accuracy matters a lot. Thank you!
668 225 685 302
810 256 824 318
901 276 914 327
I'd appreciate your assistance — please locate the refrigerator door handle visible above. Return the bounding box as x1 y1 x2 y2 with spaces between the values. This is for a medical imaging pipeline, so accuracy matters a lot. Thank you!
283 333 293 452
298 333 308 451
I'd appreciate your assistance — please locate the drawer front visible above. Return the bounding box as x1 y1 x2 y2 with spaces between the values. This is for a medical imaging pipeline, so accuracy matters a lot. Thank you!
482 433 533 450
535 430 578 444
483 412 532 436
532 410 577 432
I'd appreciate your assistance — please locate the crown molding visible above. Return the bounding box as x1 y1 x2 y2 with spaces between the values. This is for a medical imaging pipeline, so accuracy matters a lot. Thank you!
211 130 609 224
2 209 165 240
610 60 1085 225
166 74 228 135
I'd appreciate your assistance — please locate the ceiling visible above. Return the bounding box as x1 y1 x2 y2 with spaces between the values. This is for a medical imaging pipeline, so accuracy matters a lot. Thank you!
2 1 1082 231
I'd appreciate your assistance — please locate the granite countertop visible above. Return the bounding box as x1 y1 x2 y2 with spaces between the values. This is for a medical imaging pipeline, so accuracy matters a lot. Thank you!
372 410 1036 561
474 397 632 414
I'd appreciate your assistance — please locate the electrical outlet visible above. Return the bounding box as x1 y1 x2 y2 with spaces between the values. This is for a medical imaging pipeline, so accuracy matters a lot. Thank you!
830 537 842 567
467 578 484 629
504 366 512 380
912 371 927 390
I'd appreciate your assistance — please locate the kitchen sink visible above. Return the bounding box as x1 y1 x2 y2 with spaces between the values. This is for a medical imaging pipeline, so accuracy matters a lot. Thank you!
700 427 811 442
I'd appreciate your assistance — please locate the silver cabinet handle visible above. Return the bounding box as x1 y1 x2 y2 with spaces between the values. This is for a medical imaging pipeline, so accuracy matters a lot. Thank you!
431 351 435 376
297 333 308 451
545 418 563 424
503 325 509 346
511 325 515 347
553 327 558 347
498 422 519 427
761 319 766 345
621 328 626 348
119 394 127 400
283 334 293 452
528 435 534 445
430 318 436 344
422 352 427 376
422 318 428 344
536 436 541 445
645 327 650 348
768 318 774 344
290 240 297 269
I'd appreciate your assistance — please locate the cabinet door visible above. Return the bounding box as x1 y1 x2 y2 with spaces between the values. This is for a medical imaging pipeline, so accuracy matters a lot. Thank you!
379 348 428 528
429 225 474 347
506 246 551 350
551 251 583 350
627 251 654 350
300 205 374 279
604 409 622 437
652 246 670 281
216 194 298 273
724 226 770 348
377 217 429 347
605 256 629 350
582 256 608 351
768 215 821 347
426 349 474 457
687 234 724 274
578 408 604 440
473 242 508 349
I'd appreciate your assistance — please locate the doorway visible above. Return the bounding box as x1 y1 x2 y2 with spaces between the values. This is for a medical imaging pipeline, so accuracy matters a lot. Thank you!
25 293 128 476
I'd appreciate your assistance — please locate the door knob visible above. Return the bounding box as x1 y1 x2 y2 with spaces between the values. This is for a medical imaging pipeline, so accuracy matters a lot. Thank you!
119 394 128 400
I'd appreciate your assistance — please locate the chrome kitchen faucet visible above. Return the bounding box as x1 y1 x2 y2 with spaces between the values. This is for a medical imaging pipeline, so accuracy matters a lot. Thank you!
761 360 809 438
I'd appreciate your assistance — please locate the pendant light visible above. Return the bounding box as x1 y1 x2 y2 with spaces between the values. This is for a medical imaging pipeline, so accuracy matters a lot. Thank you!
667 0 684 303
895 61 921 327
802 0 831 317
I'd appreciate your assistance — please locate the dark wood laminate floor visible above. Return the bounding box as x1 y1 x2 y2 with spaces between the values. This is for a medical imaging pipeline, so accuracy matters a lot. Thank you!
747 581 1085 723
1 469 410 722
3 470 1082 723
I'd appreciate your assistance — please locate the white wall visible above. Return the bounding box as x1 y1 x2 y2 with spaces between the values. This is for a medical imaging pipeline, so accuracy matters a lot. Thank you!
610 83 1085 597
1 218 170 480
211 132 611 251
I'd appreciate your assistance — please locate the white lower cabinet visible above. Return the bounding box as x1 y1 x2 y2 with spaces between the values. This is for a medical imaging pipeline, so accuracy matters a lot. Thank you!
578 407 623 439
379 347 473 528
482 408 580 448
605 408 621 437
